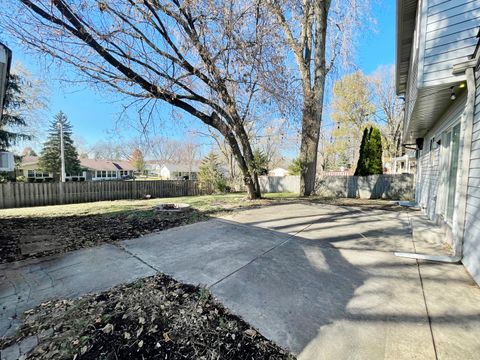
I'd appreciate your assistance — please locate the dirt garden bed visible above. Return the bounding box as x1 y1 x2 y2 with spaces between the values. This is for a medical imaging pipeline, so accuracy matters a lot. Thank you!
0 274 294 360
0 209 209 264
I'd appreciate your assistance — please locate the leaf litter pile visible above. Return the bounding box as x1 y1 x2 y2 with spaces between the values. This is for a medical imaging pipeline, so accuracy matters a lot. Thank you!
0 274 294 359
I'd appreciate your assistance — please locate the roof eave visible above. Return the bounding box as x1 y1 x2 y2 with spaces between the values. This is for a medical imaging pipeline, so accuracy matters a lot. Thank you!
396 0 419 95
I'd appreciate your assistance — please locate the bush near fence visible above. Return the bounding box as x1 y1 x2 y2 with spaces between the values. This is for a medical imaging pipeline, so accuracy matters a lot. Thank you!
0 180 212 209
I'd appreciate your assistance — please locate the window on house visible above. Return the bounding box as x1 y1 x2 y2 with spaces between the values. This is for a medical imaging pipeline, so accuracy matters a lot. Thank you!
27 170 34 177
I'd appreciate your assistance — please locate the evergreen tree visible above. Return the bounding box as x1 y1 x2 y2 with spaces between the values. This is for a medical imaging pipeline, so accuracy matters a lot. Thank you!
252 148 269 176
354 128 369 176
0 74 31 150
198 152 227 193
288 158 302 176
354 126 383 176
39 112 80 178
368 127 383 175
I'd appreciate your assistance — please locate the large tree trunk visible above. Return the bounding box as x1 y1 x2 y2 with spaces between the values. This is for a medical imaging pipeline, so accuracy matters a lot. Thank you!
299 94 321 196
299 2 328 197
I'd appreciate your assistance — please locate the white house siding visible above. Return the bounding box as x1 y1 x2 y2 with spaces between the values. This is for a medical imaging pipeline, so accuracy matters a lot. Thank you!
422 0 480 86
463 66 480 283
416 93 467 220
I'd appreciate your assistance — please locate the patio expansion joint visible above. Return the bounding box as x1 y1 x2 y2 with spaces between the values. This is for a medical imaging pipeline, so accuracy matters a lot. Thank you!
208 217 321 289
408 213 439 360
113 243 160 274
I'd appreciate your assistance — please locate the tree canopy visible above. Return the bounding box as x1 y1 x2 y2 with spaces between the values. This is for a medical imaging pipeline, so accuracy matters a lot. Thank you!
0 0 290 199
131 149 146 174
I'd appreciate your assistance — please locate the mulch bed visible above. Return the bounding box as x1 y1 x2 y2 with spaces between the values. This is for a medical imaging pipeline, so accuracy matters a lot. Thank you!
0 210 209 264
0 274 294 360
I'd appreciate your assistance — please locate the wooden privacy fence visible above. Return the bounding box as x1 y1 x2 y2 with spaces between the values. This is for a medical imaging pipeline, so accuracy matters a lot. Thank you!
0 180 211 209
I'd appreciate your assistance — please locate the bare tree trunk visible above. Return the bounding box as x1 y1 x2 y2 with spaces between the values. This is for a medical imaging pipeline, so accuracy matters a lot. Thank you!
299 1 328 196
299 95 321 196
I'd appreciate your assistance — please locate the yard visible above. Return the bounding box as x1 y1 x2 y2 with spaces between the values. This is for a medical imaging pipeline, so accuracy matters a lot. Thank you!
0 193 410 264
0 193 298 264
1 194 426 360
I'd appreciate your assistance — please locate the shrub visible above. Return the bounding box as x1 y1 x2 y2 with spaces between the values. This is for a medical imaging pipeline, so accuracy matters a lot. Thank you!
288 158 302 175
354 126 383 176
198 152 228 193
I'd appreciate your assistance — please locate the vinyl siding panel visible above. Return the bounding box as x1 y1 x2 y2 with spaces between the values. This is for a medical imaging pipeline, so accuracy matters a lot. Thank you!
463 66 480 285
415 93 466 220
422 0 480 87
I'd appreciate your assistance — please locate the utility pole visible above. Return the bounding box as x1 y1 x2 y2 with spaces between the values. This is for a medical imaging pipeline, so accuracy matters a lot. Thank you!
58 121 66 183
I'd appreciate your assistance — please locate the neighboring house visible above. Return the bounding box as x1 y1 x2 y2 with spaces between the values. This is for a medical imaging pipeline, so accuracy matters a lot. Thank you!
268 167 290 177
159 162 200 180
17 156 53 181
397 1 480 283
145 161 162 177
80 158 134 181
18 156 134 181
145 161 201 180
391 153 417 174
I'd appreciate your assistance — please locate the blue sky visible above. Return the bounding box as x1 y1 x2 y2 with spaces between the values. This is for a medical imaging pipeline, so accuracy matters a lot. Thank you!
4 1 396 154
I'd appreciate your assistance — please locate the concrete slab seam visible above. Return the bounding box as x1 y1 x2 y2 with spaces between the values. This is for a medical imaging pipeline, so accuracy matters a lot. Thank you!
114 243 160 274
208 218 321 289
409 212 439 360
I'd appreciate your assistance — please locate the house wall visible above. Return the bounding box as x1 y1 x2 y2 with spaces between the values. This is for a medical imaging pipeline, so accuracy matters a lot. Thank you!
415 92 466 221
463 65 480 284
160 167 171 179
420 0 480 86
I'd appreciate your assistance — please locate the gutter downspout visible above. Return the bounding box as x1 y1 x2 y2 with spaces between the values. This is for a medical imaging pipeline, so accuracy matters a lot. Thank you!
395 43 479 264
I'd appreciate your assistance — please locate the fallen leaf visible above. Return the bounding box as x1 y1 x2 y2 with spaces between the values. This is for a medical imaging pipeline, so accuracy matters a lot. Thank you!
102 323 114 334
163 332 171 342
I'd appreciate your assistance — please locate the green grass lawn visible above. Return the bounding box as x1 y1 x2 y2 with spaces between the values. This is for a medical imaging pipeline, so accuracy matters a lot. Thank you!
0 192 299 218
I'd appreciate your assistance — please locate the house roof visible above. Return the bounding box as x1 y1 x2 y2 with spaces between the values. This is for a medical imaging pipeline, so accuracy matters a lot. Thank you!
20 156 40 166
80 158 134 171
19 156 134 171
396 0 419 95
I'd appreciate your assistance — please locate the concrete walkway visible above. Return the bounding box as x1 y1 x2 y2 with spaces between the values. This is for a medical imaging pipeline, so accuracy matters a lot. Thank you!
1 203 480 359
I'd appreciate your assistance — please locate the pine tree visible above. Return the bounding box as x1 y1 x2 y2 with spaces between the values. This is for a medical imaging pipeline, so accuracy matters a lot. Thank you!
198 152 227 193
0 74 31 150
39 112 80 178
288 158 302 176
252 148 269 176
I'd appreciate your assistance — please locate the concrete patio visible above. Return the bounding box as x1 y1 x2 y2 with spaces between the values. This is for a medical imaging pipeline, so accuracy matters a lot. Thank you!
1 202 480 359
